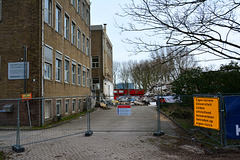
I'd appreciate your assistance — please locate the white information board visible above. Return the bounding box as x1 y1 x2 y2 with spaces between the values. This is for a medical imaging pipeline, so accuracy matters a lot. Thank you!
117 105 131 116
8 62 29 80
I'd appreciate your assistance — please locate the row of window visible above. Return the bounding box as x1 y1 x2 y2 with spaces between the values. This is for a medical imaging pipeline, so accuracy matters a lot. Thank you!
45 98 87 119
44 45 90 87
45 0 90 55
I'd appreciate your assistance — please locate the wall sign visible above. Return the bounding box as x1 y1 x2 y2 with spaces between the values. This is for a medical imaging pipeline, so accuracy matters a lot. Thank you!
8 62 29 80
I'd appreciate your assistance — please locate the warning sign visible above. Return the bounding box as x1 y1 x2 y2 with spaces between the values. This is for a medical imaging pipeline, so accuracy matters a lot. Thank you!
193 97 219 130
117 105 131 116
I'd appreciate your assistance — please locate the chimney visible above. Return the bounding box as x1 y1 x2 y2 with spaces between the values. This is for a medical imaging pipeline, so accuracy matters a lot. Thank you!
103 24 107 33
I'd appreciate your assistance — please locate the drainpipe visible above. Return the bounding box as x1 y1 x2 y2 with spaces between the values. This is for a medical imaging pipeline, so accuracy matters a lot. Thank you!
41 0 45 126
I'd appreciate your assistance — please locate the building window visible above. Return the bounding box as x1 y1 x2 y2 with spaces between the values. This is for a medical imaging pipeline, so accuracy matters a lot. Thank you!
64 14 70 40
86 8 89 26
44 63 52 80
87 69 89 87
72 61 76 84
64 58 70 83
56 100 61 115
71 0 75 7
86 38 89 56
45 100 52 119
82 2 85 21
82 66 86 86
55 60 61 82
65 99 69 113
44 0 52 26
55 4 61 33
77 0 81 15
92 78 100 90
72 99 76 112
82 34 85 53
77 29 81 49
92 56 99 68
55 51 62 82
71 21 76 45
78 99 81 111
78 64 81 85
44 45 53 80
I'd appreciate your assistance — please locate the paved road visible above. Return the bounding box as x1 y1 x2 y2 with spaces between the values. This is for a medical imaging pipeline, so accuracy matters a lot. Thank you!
2 105 238 159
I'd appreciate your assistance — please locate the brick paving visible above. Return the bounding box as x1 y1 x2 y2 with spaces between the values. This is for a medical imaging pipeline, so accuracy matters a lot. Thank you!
1 105 211 160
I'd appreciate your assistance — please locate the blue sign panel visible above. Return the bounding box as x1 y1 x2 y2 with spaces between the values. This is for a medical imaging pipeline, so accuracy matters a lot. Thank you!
225 96 240 139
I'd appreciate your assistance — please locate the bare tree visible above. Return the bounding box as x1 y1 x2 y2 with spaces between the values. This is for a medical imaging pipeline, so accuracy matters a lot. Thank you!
117 0 240 61
113 61 121 88
118 61 131 89
130 59 163 91
150 47 197 81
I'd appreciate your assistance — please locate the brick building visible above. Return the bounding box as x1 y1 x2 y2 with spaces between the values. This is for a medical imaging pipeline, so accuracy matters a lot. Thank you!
91 24 113 100
0 0 91 126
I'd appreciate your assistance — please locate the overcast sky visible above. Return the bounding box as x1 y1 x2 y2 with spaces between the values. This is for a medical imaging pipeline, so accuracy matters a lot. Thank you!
90 1 233 69
90 0 150 63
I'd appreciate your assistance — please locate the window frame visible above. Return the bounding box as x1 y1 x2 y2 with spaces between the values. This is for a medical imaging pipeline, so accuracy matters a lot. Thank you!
82 33 85 53
44 45 53 80
86 37 89 56
55 3 62 33
44 62 52 80
72 99 76 113
77 28 81 49
78 99 82 111
56 99 61 116
45 100 52 119
64 13 70 40
65 99 69 114
92 78 100 90
82 66 86 86
71 21 76 45
82 1 85 21
78 64 81 86
71 0 76 7
86 8 89 26
92 56 99 68
77 0 81 15
72 60 76 84
55 59 62 82
64 57 70 83
44 0 52 26
87 68 89 87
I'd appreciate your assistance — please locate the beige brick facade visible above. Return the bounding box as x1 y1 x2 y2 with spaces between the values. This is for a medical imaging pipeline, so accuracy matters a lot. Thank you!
0 0 91 126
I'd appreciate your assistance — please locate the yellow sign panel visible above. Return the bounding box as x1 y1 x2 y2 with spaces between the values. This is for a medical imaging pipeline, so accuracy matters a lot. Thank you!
193 97 220 130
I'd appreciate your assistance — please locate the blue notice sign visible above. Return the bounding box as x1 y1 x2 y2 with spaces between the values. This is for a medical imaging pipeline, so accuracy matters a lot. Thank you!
225 96 240 139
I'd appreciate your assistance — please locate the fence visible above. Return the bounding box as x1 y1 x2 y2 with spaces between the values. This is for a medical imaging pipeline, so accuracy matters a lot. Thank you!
0 96 92 152
1 94 240 152
155 94 240 148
